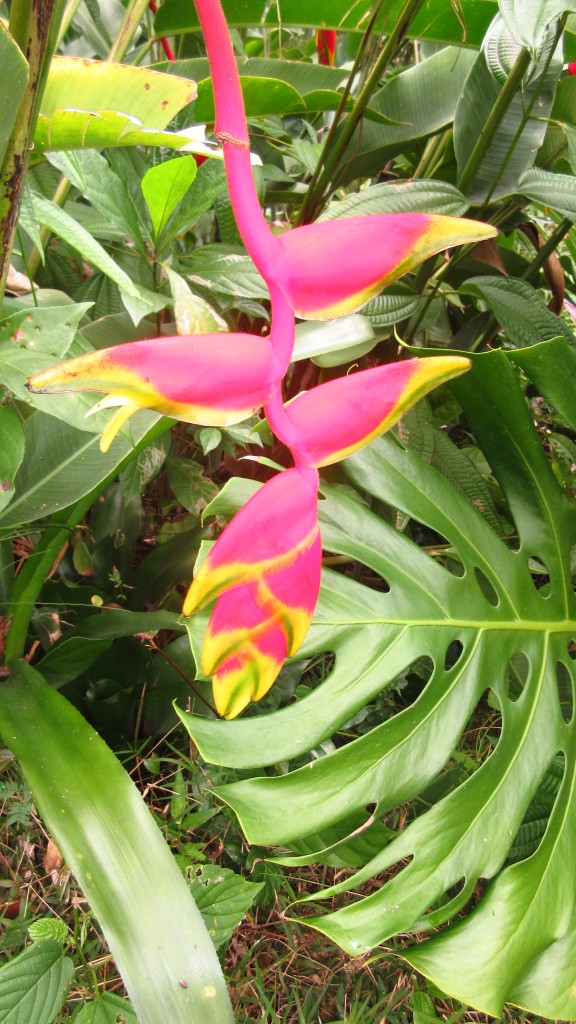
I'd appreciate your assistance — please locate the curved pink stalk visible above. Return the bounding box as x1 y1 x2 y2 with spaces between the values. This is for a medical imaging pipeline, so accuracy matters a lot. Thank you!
27 334 280 452
193 0 280 275
285 356 471 467
183 467 319 616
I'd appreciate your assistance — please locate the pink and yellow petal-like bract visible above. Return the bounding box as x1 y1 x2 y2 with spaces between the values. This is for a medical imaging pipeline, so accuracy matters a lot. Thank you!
203 533 322 718
27 334 279 452
274 215 497 320
183 468 319 616
286 355 471 468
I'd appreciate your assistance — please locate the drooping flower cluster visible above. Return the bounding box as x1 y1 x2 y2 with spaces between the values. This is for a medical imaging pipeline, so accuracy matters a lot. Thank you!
27 0 497 718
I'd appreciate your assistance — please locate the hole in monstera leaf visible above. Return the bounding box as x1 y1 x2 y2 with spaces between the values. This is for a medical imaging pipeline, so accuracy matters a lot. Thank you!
505 652 529 703
529 553 550 596
568 638 576 660
444 639 464 671
454 688 502 768
473 566 499 606
389 655 435 708
444 555 465 578
555 660 574 724
420 875 473 930
507 752 565 865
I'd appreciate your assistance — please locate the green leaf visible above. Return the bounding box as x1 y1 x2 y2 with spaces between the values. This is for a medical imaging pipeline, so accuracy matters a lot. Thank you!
27 920 68 944
141 157 198 240
40 56 196 129
35 111 219 160
0 939 73 1024
73 993 137 1024
461 275 575 346
0 22 28 170
292 315 377 367
499 0 576 53
47 151 147 253
154 0 498 48
509 337 576 429
35 610 183 688
0 407 25 517
517 167 576 220
186 864 263 951
0 412 168 528
341 48 477 182
0 303 92 357
195 75 305 122
319 181 469 221
167 457 219 515
184 245 268 300
165 268 228 334
0 663 234 1024
454 15 562 202
179 347 576 1019
25 192 166 325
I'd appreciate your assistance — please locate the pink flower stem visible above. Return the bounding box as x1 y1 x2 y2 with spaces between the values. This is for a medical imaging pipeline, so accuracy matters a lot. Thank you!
193 0 279 274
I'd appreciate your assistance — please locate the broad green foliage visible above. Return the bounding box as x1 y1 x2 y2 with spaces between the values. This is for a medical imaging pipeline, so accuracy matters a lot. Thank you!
180 346 576 1018
0 939 73 1024
0 663 234 1024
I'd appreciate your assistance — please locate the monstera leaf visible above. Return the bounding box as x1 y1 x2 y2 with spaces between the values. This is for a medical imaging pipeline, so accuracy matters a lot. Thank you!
179 344 576 1019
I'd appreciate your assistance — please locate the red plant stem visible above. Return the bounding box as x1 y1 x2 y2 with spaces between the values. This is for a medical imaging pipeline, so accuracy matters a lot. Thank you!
148 1 175 61
193 0 279 273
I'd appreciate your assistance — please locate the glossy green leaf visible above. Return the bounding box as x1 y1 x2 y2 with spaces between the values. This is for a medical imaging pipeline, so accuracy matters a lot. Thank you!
73 993 137 1024
510 337 576 428
26 192 166 324
0 22 28 170
154 0 499 47
346 48 477 182
319 181 469 221
142 156 198 240
34 111 219 160
184 244 267 300
36 609 183 687
0 663 234 1024
187 864 263 950
499 0 576 53
179 346 576 1019
0 407 25 517
0 411 168 527
0 939 73 1024
517 167 576 220
292 315 376 366
0 303 92 358
195 75 305 122
39 56 196 128
454 15 562 202
166 457 219 516
461 275 575 345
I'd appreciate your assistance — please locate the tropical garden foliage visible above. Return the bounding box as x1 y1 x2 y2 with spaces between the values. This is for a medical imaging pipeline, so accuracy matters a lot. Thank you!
0 0 576 1021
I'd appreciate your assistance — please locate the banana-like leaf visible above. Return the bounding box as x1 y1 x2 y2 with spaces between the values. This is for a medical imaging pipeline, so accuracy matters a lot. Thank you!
0 662 234 1024
178 344 576 1019
0 21 28 170
454 15 562 202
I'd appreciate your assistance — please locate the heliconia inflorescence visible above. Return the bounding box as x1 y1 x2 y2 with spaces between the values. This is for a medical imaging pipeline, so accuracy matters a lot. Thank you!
27 0 498 718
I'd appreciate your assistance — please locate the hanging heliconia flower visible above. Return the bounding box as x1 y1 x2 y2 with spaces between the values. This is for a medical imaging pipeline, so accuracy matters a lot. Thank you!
28 0 498 717
316 29 337 66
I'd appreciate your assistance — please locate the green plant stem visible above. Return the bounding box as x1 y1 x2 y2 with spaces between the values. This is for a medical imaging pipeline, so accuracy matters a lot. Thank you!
26 175 71 280
456 46 532 196
4 417 171 661
26 0 153 279
296 0 426 224
413 128 452 180
465 216 573 352
0 0 65 300
109 0 151 62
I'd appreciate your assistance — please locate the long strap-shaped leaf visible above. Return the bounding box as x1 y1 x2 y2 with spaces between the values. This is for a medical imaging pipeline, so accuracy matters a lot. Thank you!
0 661 234 1024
